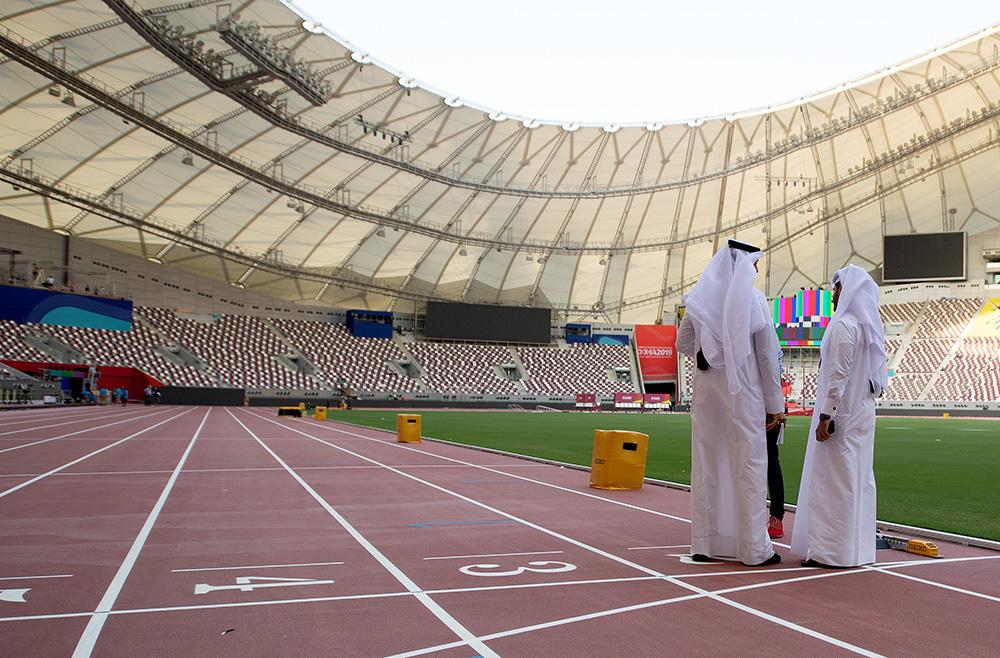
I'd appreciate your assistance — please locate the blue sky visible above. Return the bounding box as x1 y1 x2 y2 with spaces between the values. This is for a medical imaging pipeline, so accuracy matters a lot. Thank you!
293 0 999 124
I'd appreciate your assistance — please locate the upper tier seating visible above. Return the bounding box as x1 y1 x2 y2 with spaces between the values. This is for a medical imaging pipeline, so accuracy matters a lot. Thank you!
0 319 52 362
139 308 321 390
518 343 632 394
40 322 214 386
916 298 981 338
271 318 419 393
407 343 519 394
926 337 1000 402
895 339 952 373
879 302 922 326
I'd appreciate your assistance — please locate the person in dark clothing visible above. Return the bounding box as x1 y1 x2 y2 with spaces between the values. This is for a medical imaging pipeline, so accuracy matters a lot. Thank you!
766 420 785 538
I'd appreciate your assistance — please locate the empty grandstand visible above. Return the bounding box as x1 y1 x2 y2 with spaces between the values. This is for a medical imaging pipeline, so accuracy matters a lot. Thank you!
0 1 997 413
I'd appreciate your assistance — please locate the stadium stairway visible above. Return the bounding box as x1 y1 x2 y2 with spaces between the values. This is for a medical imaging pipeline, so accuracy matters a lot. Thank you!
918 311 979 399
506 345 533 390
393 339 429 393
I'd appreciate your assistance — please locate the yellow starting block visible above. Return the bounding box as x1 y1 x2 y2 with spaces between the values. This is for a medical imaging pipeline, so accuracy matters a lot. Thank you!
882 533 939 558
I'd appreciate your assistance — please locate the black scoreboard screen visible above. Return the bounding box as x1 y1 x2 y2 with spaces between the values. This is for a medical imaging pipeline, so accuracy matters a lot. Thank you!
883 232 966 283
424 302 551 343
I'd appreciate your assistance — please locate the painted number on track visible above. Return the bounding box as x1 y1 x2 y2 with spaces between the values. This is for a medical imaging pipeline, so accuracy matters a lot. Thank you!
459 561 577 577
194 576 335 595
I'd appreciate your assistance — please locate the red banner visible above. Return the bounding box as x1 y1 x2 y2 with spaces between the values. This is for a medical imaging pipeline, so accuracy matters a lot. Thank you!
634 325 677 383
614 392 643 407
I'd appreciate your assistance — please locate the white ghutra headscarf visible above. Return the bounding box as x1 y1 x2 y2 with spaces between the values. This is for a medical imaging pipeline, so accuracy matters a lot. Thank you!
682 243 769 395
828 265 888 396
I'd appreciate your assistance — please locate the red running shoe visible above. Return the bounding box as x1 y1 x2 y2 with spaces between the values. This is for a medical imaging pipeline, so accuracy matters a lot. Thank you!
768 516 784 539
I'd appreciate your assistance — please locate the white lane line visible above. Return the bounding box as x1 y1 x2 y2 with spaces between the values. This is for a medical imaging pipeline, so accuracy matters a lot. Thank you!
246 410 882 658
867 566 1000 603
0 407 138 437
4 553 998 627
0 463 537 478
388 568 873 658
0 408 105 427
293 418 996 585
171 561 345 573
227 409 499 658
293 416 693 525
0 574 73 581
424 551 564 561
0 407 174 453
0 408 194 500
72 407 210 658
627 544 692 551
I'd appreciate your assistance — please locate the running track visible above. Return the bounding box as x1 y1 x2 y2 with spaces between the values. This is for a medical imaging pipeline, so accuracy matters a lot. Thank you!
0 406 997 656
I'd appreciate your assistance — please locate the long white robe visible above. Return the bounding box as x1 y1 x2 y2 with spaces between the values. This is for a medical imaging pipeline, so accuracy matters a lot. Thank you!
678 291 784 565
790 317 877 567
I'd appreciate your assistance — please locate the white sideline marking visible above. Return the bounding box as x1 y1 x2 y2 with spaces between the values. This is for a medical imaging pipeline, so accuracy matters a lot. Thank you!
0 407 138 437
0 407 173 453
246 410 882 658
226 409 500 658
0 408 105 427
627 544 691 551
295 417 1000 592
0 463 534 479
0 408 194 500
868 566 1000 603
294 416 693 525
425 550 564 561
0 574 73 581
72 408 211 658
2 553 997 627
172 561 344 573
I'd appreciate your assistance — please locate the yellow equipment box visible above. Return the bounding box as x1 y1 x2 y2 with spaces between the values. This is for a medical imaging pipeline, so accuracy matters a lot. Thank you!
397 414 421 443
314 406 327 421
590 429 649 490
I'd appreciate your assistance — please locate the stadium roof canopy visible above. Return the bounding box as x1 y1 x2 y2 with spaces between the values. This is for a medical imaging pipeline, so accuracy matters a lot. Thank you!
1 0 999 322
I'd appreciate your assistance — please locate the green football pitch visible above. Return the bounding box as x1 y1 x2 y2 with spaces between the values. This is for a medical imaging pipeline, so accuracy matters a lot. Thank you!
335 410 1000 541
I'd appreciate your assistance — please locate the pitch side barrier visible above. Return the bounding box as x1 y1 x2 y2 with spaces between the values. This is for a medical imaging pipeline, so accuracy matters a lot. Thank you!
246 389 587 410
876 400 1000 418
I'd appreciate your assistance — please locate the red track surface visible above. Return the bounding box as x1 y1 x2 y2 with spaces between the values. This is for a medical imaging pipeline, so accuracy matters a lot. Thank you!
1 406 997 657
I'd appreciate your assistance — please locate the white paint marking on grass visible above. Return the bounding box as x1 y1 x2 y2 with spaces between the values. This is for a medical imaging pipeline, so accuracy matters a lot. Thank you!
0 408 194 500
0 574 73 581
0 407 174 453
171 561 344 573
247 410 883 658
227 409 500 658
626 544 691 551
424 550 564 561
72 408 210 658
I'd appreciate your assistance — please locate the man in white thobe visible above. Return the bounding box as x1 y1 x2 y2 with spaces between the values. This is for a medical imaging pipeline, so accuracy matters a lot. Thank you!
791 265 888 568
678 240 785 566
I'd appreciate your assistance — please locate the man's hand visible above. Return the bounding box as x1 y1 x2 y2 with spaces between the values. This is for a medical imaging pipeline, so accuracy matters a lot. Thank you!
815 417 832 442
765 413 786 431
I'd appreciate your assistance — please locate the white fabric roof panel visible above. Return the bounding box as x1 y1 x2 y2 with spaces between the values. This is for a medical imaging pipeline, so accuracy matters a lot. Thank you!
1 0 999 322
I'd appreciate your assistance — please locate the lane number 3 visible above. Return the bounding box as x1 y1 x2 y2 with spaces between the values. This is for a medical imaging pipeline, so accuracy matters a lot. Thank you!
459 561 577 577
